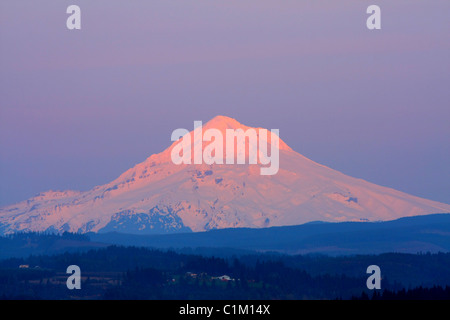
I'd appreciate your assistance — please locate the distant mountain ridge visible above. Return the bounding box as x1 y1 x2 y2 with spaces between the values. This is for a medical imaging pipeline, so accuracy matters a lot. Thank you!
1 214 449 259
1 115 449 235
90 213 450 255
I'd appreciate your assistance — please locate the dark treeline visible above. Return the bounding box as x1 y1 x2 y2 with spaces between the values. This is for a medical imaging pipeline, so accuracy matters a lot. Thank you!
0 245 449 300
1 231 90 242
353 286 450 300
0 232 95 260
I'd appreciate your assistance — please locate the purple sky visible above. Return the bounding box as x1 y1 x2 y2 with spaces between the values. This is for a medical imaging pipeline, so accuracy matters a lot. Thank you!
0 0 449 206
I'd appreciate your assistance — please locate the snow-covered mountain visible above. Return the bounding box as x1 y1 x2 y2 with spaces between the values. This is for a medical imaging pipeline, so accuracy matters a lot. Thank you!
1 115 449 235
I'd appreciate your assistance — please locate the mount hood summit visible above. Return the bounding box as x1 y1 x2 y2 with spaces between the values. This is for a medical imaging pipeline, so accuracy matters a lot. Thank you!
1 115 449 235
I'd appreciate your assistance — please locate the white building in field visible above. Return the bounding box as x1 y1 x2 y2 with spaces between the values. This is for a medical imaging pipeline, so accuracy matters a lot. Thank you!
212 275 234 281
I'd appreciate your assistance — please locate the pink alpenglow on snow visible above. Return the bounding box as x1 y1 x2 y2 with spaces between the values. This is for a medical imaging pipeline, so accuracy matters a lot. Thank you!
170 117 280 175
0 116 449 235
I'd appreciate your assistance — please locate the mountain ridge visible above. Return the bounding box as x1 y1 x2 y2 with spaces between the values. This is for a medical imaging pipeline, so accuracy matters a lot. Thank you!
2 213 449 259
89 213 450 255
1 115 449 235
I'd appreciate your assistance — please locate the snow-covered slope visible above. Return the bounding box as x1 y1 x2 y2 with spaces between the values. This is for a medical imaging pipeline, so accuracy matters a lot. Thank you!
1 115 449 235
